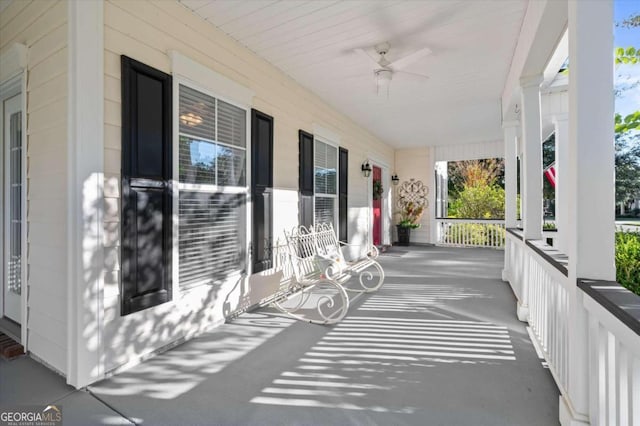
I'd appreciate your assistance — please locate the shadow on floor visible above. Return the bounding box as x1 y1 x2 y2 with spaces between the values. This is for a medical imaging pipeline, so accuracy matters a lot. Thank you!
2 246 559 426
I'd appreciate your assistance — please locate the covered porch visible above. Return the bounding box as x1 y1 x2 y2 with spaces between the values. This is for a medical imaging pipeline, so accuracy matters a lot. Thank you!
0 0 637 424
1 245 559 426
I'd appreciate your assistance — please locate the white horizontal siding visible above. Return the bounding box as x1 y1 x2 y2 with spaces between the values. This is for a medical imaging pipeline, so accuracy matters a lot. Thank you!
102 0 394 373
0 0 68 375
27 330 65 374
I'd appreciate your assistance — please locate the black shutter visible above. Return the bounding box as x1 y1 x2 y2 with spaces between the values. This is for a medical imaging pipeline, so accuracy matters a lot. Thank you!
298 130 314 227
120 56 172 316
339 147 348 242
251 109 274 273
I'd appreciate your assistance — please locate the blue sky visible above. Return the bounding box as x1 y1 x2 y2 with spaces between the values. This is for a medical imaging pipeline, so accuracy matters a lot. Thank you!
615 0 640 116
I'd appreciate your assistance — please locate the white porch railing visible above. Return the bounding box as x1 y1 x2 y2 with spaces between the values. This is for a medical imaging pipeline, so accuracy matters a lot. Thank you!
505 230 640 424
436 218 505 248
505 230 526 307
526 242 570 395
581 281 640 425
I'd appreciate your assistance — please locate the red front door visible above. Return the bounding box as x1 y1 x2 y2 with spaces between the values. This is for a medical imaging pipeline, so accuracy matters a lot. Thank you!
372 166 382 246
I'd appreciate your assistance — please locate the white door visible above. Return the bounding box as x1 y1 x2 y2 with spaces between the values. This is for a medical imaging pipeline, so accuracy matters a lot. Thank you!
2 94 23 323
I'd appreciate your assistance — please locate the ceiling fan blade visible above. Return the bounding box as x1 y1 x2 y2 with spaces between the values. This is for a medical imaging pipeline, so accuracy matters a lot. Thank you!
388 47 432 70
354 48 381 68
396 70 430 80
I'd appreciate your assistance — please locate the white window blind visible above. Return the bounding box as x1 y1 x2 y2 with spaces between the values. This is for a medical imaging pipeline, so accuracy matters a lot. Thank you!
179 192 246 287
178 84 248 289
314 139 338 228
217 100 245 148
179 85 216 140
314 197 335 226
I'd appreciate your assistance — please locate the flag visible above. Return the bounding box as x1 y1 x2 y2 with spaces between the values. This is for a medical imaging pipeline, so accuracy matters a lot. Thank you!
544 163 556 188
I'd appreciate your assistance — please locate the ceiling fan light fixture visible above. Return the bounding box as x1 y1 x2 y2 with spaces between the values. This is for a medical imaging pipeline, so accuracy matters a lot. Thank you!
180 112 203 126
376 69 393 82
375 69 393 97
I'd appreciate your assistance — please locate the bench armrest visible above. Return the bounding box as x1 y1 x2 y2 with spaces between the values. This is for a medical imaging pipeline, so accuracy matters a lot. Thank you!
338 241 379 260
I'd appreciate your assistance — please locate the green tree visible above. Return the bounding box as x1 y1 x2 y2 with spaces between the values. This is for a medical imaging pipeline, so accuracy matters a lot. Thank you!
449 185 505 219
615 230 640 295
613 10 640 208
615 111 640 134
615 46 640 65
447 159 505 219
615 133 640 206
616 12 640 29
447 159 504 199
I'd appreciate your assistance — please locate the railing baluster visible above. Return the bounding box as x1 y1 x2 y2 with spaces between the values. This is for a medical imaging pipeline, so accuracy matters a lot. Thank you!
631 352 640 425
607 332 617 425
618 344 629 426
509 236 572 401
435 219 505 249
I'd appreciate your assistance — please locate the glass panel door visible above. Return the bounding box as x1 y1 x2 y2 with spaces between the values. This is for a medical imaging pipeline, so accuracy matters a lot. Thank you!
3 94 22 324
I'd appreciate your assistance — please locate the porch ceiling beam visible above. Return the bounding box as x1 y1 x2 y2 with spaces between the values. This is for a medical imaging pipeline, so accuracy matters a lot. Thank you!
502 0 567 123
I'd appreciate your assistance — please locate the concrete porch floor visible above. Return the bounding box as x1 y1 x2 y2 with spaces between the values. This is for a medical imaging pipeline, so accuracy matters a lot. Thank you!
0 246 559 426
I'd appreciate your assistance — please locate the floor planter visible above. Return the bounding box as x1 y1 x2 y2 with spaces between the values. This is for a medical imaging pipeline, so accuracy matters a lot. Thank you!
397 225 411 246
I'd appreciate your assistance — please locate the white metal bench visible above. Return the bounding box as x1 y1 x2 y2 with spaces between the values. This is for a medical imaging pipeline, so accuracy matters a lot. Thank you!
271 223 385 324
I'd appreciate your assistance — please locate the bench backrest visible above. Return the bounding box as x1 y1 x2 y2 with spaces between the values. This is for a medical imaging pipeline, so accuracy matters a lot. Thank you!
284 223 343 283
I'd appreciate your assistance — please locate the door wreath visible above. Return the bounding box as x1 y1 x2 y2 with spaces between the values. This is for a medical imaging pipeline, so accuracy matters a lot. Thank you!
373 180 384 200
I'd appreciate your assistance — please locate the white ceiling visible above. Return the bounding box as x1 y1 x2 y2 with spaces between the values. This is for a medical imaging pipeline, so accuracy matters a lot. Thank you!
179 0 528 149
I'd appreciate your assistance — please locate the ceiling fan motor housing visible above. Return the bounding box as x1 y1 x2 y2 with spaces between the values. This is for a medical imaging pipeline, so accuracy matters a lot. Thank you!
374 42 391 56
374 42 391 66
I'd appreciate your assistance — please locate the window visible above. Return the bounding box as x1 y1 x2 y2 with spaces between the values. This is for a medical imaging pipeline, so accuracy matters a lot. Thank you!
314 139 338 228
177 84 248 289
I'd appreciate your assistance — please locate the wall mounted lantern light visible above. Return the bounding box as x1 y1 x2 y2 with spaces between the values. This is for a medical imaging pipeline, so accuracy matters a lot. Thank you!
361 161 372 178
391 174 400 185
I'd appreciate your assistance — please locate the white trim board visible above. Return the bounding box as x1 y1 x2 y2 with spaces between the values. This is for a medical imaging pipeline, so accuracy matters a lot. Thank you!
312 124 340 145
0 48 28 348
366 154 390 170
170 50 255 108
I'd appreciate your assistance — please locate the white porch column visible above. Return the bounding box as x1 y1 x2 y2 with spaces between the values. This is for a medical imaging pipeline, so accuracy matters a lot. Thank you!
428 147 438 244
553 114 569 253
502 121 519 281
520 75 544 240
67 0 105 388
518 138 523 226
504 122 519 228
562 1 615 424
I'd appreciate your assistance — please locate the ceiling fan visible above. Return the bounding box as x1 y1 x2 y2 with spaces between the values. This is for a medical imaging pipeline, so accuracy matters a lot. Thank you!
354 42 432 96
